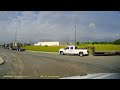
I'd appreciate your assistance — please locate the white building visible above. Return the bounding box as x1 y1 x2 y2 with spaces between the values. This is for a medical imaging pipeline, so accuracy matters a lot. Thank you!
34 43 40 46
34 41 59 46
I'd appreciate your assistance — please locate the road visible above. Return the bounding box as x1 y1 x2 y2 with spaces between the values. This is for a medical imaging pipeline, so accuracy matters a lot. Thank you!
0 48 120 79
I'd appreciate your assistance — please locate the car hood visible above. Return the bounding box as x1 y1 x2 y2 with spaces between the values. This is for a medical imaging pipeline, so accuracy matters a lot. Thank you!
60 73 120 79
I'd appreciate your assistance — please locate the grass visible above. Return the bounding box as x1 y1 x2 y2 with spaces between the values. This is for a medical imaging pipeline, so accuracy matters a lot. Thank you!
22 46 66 52
77 44 120 50
22 44 120 54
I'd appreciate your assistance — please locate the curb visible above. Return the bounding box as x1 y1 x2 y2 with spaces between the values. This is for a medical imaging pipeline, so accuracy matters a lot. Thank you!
0 57 5 65
26 50 58 54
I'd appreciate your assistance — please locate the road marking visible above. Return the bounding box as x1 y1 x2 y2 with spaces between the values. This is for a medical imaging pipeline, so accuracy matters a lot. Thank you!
26 50 58 54
0 57 5 65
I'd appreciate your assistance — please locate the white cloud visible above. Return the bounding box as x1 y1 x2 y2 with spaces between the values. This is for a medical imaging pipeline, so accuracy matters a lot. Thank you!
88 22 96 29
0 11 120 43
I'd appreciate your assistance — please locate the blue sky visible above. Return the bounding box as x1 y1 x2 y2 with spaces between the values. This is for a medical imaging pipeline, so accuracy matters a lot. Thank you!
0 11 120 43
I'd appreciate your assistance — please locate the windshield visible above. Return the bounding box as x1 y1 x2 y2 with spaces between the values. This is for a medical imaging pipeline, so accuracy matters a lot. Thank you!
0 11 120 79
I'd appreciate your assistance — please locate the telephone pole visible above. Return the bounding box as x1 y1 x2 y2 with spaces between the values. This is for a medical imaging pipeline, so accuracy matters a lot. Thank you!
75 25 77 46
15 30 17 43
14 29 18 47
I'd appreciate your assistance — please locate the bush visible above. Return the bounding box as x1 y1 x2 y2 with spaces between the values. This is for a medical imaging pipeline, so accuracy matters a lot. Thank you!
114 39 120 45
77 42 80 45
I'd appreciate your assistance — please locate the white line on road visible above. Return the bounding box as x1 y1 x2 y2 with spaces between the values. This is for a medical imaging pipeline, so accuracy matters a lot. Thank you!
0 57 5 65
26 50 58 54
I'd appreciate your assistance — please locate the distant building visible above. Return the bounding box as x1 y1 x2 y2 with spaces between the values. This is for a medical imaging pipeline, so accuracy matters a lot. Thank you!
34 41 60 46
2 43 22 49
12 43 17 47
59 42 73 45
34 43 40 46
23 43 34 46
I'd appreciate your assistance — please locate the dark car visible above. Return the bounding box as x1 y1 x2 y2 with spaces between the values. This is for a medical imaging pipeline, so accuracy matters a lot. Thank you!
12 47 25 51
17 48 25 51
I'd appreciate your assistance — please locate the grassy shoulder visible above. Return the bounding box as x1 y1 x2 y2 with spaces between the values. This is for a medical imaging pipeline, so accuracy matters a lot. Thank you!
22 44 120 54
22 46 66 52
77 44 120 54
77 44 120 50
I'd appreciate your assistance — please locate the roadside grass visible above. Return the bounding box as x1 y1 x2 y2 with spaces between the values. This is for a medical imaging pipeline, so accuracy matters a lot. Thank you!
77 44 120 54
22 44 120 54
78 44 120 50
22 46 66 52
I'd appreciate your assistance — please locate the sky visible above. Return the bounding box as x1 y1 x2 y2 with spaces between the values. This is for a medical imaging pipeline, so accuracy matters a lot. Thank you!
0 11 120 43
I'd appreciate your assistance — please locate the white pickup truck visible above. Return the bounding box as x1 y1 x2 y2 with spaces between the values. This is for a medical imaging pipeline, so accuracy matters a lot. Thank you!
59 46 89 57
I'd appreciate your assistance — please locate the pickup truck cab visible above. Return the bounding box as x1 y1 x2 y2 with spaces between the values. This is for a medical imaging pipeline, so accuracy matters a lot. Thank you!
59 46 89 57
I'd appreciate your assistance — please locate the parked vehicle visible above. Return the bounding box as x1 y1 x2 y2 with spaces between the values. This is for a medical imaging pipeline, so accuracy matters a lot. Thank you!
59 46 89 57
11 47 25 52
3 43 25 52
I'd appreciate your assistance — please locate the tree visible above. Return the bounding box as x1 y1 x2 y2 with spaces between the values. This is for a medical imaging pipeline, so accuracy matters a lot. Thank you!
114 39 120 45
76 42 80 45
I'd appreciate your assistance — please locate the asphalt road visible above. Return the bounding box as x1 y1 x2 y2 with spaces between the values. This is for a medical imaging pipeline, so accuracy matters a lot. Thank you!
0 48 120 79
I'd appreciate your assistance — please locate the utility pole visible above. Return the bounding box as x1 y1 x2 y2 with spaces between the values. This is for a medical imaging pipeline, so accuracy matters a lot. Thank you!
75 25 76 46
15 30 17 43
14 29 17 47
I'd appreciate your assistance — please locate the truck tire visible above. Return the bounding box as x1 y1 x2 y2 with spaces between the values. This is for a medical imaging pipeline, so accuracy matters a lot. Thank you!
60 51 64 55
79 52 83 57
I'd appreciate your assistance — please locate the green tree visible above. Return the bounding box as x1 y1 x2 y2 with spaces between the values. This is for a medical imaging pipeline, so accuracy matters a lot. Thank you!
114 39 120 45
76 42 80 45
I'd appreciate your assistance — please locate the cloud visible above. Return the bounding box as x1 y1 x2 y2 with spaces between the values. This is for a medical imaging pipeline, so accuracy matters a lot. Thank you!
0 11 120 43
88 22 96 29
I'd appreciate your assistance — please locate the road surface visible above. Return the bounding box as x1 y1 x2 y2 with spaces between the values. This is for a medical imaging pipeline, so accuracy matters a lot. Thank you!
0 48 120 79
